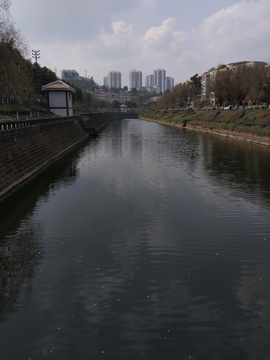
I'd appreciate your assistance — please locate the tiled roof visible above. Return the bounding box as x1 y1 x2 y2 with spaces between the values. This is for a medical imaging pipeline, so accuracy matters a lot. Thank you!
42 80 76 92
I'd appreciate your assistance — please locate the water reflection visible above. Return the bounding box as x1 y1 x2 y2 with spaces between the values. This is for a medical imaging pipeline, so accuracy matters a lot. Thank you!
0 119 270 359
0 139 89 322
0 218 43 321
199 134 270 205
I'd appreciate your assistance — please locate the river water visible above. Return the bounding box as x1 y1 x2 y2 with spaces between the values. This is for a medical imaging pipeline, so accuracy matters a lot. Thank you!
0 118 270 360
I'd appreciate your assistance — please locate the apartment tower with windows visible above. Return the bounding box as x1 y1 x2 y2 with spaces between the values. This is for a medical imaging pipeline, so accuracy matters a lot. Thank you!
153 69 166 93
107 71 121 89
129 70 142 90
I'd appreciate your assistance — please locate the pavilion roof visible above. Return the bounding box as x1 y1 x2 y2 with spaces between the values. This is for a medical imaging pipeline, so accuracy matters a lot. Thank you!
42 80 76 92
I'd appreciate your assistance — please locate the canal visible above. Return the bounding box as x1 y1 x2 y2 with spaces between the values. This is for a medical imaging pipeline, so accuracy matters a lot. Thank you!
0 118 270 359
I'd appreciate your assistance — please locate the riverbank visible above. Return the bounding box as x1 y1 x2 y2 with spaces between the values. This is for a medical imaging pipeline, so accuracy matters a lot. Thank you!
140 108 270 146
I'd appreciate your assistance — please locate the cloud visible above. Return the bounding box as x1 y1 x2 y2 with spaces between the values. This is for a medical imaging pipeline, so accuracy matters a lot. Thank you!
11 0 270 85
11 0 155 44
170 31 189 52
96 21 134 49
139 18 187 54
193 0 270 64
142 18 176 49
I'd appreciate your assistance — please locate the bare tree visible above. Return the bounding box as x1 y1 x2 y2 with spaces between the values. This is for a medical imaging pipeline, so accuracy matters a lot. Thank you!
158 89 175 109
210 71 227 106
230 67 251 105
211 67 252 106
252 66 270 104
0 0 32 99
0 0 29 56
172 83 190 107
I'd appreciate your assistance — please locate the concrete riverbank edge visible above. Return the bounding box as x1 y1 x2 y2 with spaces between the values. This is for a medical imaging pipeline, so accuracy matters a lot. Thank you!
0 112 137 203
140 115 270 147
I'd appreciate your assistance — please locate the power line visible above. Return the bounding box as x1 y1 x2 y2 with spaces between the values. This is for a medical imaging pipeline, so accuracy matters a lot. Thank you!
40 53 59 77
32 50 61 78
40 51 57 69
39 56 59 76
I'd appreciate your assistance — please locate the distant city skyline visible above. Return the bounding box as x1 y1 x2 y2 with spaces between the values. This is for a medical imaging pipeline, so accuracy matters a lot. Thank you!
100 69 174 92
12 0 269 87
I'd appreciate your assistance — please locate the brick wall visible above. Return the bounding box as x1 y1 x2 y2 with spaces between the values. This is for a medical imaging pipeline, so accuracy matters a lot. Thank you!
0 117 88 200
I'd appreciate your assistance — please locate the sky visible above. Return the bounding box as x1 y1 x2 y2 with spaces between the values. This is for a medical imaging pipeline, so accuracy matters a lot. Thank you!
10 0 270 88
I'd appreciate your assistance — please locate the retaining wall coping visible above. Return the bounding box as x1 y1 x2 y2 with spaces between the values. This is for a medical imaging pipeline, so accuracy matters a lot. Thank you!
0 112 138 132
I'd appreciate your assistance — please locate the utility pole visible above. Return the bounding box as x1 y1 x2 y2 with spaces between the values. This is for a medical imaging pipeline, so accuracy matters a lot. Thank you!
32 50 40 63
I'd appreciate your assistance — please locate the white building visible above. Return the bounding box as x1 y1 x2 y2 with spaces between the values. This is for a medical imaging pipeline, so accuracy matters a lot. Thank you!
90 89 131 104
103 76 108 87
201 69 219 105
42 80 75 116
119 104 128 112
129 70 142 90
228 61 267 71
153 69 166 93
107 71 121 89
145 74 154 87
165 77 174 91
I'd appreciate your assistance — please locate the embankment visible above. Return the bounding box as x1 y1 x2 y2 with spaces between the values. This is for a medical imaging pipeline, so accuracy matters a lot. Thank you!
140 108 270 146
0 112 137 202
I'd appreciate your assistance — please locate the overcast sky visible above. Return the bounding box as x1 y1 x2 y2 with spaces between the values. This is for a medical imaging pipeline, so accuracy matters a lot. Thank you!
10 0 270 87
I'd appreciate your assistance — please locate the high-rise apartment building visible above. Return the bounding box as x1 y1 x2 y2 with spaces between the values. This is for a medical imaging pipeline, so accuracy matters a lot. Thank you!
129 70 142 90
153 69 166 93
165 77 174 91
107 71 121 89
103 76 108 87
145 74 154 88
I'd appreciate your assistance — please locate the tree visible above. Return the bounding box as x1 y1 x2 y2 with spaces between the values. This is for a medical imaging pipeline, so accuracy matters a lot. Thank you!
211 70 232 106
189 74 202 106
81 91 99 110
62 80 83 103
154 82 192 109
0 0 28 56
69 76 97 92
252 66 270 104
0 0 32 99
125 100 136 109
174 83 190 107
158 90 174 109
190 74 201 88
0 40 33 99
230 67 250 105
29 62 57 94
211 67 251 106
131 87 138 95
217 64 227 70
111 100 121 109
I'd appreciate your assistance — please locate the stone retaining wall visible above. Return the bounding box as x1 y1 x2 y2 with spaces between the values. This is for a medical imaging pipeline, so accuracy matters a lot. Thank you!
0 116 89 201
0 112 138 202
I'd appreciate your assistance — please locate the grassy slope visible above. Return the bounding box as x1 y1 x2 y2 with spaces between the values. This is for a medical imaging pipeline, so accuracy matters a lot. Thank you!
0 103 58 121
143 108 270 142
